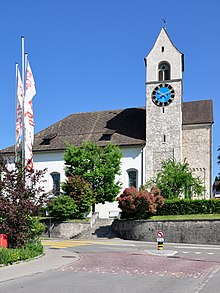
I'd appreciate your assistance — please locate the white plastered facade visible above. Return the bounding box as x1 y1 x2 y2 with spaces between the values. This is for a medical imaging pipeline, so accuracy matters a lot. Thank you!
33 145 145 218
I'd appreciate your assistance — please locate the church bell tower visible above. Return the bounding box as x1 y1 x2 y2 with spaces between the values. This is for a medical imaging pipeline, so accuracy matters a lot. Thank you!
144 27 184 180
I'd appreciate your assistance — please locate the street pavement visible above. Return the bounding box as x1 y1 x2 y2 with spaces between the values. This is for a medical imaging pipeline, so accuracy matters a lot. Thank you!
0 239 220 292
0 244 80 283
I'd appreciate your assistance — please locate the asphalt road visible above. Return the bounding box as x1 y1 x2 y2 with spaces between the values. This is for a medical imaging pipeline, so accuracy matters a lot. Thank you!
1 239 220 293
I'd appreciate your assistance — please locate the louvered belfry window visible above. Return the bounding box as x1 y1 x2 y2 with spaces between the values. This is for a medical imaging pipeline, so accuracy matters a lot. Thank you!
158 62 170 81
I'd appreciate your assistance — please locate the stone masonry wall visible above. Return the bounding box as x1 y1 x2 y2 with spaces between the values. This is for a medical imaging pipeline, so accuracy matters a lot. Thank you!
145 80 182 180
182 124 212 198
112 219 220 245
145 28 183 181
41 219 91 239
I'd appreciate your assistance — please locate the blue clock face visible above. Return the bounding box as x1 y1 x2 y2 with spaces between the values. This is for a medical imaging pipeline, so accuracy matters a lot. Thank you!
152 83 175 107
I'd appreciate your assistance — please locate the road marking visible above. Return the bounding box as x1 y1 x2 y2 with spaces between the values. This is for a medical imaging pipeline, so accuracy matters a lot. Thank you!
42 239 134 249
174 246 220 250
42 242 90 248
194 265 220 293
181 251 216 255
98 243 136 247
80 240 135 246
181 251 216 256
42 240 93 248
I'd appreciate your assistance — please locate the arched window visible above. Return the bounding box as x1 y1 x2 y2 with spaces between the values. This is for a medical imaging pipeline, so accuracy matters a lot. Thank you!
50 172 60 195
127 169 138 189
158 62 170 81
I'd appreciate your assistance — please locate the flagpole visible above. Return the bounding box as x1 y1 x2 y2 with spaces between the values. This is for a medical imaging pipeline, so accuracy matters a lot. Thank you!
21 36 25 170
15 63 18 160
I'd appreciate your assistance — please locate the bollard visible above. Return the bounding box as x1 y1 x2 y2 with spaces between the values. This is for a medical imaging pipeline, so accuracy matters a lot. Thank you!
157 230 165 250
157 241 164 250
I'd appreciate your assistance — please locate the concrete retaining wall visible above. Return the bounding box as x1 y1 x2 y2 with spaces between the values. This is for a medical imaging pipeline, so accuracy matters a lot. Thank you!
112 219 220 245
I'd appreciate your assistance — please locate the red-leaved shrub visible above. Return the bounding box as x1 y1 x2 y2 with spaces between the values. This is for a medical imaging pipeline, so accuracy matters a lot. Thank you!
117 186 164 219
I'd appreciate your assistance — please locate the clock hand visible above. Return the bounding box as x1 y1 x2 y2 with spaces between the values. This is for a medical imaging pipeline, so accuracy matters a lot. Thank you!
161 91 170 97
157 90 164 96
158 89 170 96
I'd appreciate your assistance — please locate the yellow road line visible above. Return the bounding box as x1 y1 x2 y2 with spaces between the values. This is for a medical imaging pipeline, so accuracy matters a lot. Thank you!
42 241 92 245
47 244 90 248
42 242 90 246
42 240 93 248
42 239 126 248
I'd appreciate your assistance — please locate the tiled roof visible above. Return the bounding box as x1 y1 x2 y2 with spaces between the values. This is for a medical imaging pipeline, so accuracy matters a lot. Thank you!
1 100 213 154
182 100 213 125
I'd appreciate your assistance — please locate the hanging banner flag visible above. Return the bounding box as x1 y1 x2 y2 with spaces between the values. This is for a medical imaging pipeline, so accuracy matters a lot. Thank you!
25 60 36 103
24 60 36 171
15 64 24 155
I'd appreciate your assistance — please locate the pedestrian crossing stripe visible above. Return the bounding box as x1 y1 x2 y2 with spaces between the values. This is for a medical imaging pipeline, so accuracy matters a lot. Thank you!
44 243 90 248
42 240 93 248
42 239 126 248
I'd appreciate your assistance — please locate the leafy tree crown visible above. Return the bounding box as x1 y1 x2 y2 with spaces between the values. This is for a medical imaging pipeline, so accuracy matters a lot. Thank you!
146 159 205 199
63 141 122 204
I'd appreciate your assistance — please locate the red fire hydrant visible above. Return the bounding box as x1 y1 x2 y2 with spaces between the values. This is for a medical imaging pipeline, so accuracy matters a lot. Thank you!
0 234 8 248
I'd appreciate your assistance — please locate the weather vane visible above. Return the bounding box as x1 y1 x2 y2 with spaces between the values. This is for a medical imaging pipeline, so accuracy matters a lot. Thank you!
162 19 167 29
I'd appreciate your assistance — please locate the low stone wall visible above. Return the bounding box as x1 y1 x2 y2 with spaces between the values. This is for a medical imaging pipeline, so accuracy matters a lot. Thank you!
41 219 90 239
112 219 220 245
41 213 99 239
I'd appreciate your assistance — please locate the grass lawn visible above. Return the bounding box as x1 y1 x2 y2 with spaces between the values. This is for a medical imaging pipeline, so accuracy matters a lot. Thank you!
149 214 220 221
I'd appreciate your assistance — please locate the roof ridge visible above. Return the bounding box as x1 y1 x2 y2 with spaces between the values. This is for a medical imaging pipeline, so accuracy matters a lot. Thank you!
183 99 213 103
67 106 146 116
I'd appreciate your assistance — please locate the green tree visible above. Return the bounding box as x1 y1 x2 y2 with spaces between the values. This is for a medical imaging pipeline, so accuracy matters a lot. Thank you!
64 141 122 204
146 159 205 199
62 175 94 218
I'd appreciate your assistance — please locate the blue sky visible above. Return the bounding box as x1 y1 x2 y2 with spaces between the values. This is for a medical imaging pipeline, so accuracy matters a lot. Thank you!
0 0 219 180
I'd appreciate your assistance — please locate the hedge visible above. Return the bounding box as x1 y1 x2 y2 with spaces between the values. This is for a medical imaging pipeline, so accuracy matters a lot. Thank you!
157 199 220 216
0 240 44 266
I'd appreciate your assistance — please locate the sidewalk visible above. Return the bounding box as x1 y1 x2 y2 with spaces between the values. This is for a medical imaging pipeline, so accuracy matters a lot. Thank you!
0 246 80 283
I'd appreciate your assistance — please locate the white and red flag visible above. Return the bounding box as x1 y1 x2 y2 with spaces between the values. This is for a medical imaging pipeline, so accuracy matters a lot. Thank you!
24 60 36 171
15 64 24 154
15 64 24 155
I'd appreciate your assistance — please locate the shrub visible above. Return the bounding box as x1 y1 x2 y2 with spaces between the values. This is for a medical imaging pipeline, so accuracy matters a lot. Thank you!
0 158 47 248
26 216 46 240
117 186 164 219
146 159 205 199
47 195 77 221
0 240 44 266
62 175 94 218
157 198 220 215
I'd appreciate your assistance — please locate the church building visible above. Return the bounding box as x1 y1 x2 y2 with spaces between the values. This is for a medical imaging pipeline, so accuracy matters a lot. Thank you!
2 28 214 218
